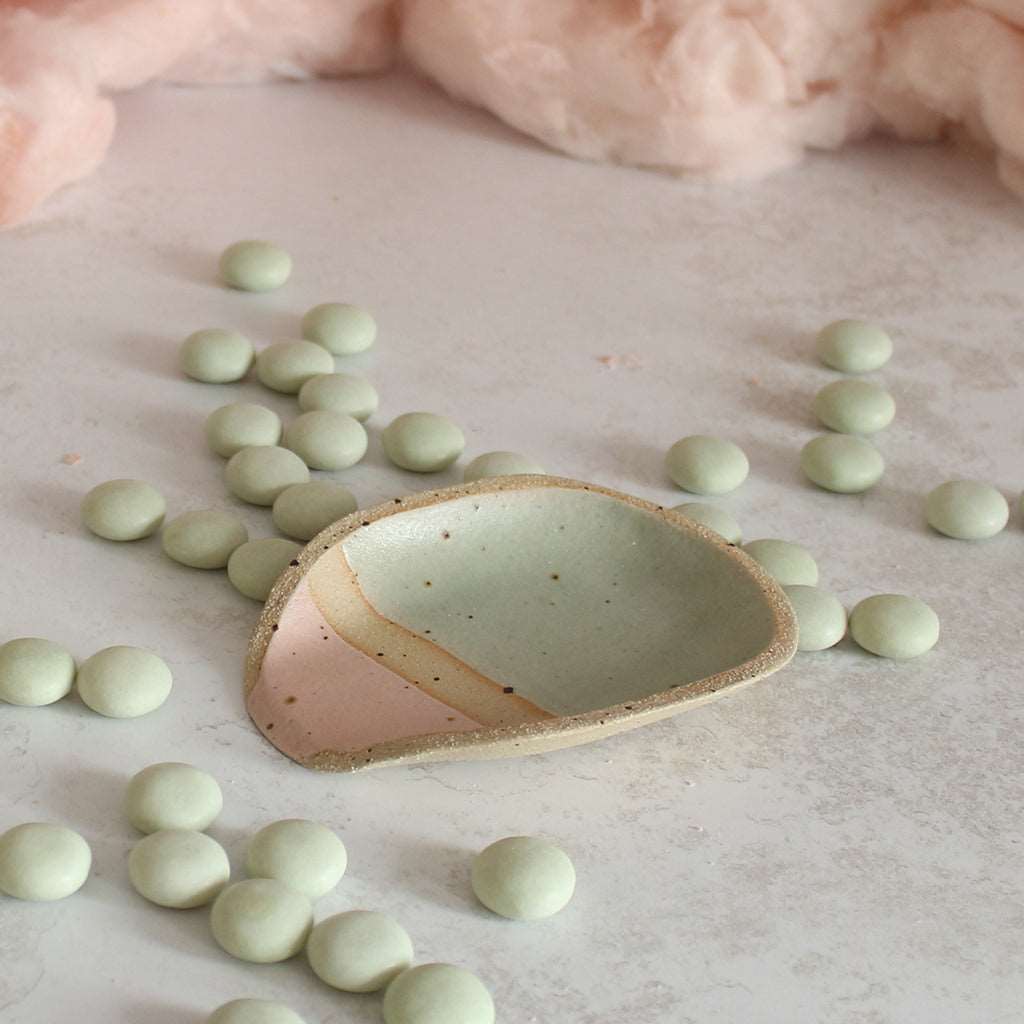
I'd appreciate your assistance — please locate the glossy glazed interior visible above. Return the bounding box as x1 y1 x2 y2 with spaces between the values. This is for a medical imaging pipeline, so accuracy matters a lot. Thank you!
246 477 795 770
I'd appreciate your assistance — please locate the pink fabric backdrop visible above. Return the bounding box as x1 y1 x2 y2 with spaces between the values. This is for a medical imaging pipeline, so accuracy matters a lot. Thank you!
2 0 1023 225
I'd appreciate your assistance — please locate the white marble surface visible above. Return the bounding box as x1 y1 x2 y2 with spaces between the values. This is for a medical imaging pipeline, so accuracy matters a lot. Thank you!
2 73 1023 1024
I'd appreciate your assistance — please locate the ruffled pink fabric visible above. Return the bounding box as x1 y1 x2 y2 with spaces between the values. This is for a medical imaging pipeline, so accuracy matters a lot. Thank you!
2 0 1023 225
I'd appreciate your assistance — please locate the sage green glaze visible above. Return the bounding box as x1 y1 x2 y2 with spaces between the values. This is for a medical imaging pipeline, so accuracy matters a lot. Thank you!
76 645 173 718
782 585 847 651
283 410 368 471
925 480 1009 540
665 435 749 495
816 319 893 373
471 836 575 920
800 435 884 493
162 510 248 569
0 823 91 901
82 479 166 541
125 762 223 834
209 878 313 963
383 964 495 1024
301 303 377 355
742 539 818 587
206 403 282 458
671 503 741 544
256 340 334 394
463 451 546 482
219 241 292 292
307 911 413 993
813 379 895 435
272 482 358 542
128 829 230 909
342 488 778 715
245 819 347 900
225 446 309 506
382 412 465 472
298 373 378 421
208 1001 307 1024
849 594 939 660
228 538 303 601
180 329 253 383
0 637 75 706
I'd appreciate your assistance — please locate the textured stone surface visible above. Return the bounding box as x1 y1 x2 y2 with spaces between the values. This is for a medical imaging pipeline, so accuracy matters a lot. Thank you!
0 75 1021 1023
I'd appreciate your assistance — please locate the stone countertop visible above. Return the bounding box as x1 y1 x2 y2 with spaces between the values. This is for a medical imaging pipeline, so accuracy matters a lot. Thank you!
1 72 1022 1024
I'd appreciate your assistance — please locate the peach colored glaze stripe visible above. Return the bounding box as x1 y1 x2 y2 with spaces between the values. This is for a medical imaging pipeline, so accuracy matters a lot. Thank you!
248 578 482 763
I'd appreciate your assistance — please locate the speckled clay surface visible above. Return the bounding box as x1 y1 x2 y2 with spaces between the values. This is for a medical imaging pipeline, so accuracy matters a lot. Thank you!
246 476 796 771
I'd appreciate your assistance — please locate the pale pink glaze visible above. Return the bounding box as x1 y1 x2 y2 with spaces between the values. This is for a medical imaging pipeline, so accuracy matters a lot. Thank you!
248 578 482 762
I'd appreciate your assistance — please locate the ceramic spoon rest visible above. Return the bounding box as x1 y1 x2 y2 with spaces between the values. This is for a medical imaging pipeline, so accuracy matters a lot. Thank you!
246 476 797 771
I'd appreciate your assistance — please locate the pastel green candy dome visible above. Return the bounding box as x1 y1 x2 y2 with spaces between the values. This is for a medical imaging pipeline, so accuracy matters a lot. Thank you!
272 482 358 542
219 240 292 292
800 435 884 493
816 319 893 373
81 479 166 541
383 964 495 1024
0 637 75 706
162 509 248 569
782 585 847 652
463 451 545 482
205 999 305 1024
227 538 303 602
256 340 334 394
665 436 749 495
180 329 254 383
301 303 377 355
925 480 1008 540
283 411 368 471
849 594 939 660
207 1001 307 1024
225 446 309 506
205 403 282 458
382 413 465 473
0 823 92 901
742 539 818 586
471 835 576 920
298 373 378 421
813 379 895 435
672 503 742 544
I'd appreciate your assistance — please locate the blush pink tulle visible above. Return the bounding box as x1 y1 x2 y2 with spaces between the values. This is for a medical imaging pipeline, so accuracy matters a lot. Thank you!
1 0 1023 225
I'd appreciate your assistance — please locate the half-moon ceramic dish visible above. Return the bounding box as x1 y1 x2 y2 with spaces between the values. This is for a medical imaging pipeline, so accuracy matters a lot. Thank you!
246 476 797 771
